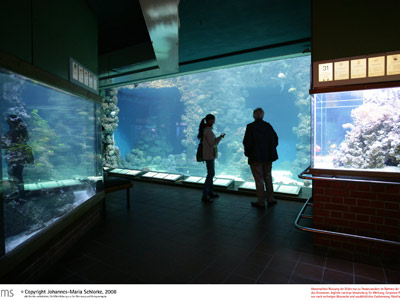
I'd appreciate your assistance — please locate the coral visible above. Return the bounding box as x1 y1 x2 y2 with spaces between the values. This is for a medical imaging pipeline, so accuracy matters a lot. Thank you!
106 56 311 184
4 189 75 238
100 88 122 168
333 88 400 169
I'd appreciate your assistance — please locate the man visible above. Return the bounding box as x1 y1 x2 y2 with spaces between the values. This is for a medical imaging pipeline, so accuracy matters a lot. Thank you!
243 108 278 208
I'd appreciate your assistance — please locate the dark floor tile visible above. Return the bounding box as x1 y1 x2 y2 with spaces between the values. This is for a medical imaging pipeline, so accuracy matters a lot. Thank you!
42 181 397 285
37 268 76 284
385 269 400 284
194 266 231 284
381 257 400 271
354 262 386 283
322 269 354 284
264 256 297 276
325 256 353 275
242 251 273 267
274 247 302 261
57 253 99 274
254 240 282 255
299 252 326 268
257 270 290 284
292 262 324 282
354 254 382 267
209 252 246 272
327 249 354 261
51 272 94 284
72 263 135 284
224 274 255 284
234 263 265 280
289 275 320 284
355 276 385 284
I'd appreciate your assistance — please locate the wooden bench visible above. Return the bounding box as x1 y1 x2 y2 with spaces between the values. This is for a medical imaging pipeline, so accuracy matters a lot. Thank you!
104 175 133 208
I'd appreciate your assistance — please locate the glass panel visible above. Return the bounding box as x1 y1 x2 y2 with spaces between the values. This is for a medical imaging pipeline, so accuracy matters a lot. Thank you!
0 69 102 253
312 87 400 172
103 56 311 186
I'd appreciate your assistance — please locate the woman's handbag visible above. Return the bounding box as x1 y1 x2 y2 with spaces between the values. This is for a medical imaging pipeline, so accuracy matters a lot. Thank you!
196 140 204 162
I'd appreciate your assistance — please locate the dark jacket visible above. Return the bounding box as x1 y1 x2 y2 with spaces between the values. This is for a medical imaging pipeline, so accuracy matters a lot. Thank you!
243 119 278 164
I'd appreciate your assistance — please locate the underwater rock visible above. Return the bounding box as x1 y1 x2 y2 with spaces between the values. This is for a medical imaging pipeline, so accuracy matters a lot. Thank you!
4 189 75 238
333 89 400 169
101 88 122 168
110 57 311 184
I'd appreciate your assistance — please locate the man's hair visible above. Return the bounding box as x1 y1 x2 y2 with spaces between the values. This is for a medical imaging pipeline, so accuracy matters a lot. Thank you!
253 108 264 120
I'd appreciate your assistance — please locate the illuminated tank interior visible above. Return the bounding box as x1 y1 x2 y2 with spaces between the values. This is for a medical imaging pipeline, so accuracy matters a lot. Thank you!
0 69 102 252
102 55 311 186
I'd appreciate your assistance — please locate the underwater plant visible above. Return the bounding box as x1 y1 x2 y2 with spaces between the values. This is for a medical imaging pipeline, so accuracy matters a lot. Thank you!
24 109 57 180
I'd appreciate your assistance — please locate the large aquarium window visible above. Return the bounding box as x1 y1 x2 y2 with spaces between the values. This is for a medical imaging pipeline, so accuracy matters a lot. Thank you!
312 87 400 172
102 55 311 185
0 68 102 253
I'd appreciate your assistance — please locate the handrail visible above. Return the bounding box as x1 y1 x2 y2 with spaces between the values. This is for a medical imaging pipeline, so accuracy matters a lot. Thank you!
295 197 400 247
298 166 400 185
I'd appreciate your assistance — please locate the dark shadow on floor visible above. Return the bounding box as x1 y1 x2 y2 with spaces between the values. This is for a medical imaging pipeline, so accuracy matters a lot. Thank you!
40 182 400 284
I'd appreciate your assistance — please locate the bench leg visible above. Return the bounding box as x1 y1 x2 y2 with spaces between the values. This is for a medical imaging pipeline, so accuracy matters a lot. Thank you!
127 188 130 209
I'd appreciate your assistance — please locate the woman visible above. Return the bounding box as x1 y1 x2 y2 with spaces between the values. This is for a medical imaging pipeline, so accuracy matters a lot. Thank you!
197 114 225 202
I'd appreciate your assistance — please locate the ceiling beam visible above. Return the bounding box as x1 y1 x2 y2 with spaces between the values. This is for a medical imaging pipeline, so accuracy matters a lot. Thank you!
100 0 180 88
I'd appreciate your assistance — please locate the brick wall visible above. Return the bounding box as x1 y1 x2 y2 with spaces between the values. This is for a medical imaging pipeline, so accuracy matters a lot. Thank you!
313 180 400 256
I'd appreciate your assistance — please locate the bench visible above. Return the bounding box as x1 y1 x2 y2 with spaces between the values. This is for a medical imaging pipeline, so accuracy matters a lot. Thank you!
104 175 133 209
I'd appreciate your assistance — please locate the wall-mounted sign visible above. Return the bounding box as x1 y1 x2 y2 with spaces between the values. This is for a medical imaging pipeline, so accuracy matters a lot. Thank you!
78 66 84 83
334 61 349 80
387 54 400 76
69 58 98 94
351 58 367 79
72 61 79 81
318 63 333 82
368 56 385 77
313 51 400 89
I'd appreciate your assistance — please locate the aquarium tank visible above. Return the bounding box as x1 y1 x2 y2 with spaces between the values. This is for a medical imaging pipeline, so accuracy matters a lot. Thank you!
0 68 102 253
312 87 400 172
101 55 311 185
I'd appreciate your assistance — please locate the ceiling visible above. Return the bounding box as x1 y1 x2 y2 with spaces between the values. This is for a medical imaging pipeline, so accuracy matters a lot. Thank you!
88 0 311 87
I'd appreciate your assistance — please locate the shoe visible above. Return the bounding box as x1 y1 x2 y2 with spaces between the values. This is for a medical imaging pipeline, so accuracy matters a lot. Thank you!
267 200 277 207
202 195 213 202
251 201 265 208
209 193 219 198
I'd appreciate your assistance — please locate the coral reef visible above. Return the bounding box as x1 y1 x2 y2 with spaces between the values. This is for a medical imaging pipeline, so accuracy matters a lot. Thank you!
0 74 29 119
4 189 75 238
100 88 122 168
106 56 311 184
333 88 400 169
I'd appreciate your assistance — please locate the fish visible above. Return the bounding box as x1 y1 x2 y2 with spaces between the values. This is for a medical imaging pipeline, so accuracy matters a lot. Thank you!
315 145 321 153
278 72 286 79
342 123 355 130
330 144 337 149
288 87 296 92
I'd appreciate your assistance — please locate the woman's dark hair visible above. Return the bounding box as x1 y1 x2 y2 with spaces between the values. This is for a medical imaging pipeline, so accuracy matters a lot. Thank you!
197 114 215 140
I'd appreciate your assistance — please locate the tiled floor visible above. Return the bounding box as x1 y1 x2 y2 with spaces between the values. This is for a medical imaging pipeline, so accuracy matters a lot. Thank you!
40 182 400 284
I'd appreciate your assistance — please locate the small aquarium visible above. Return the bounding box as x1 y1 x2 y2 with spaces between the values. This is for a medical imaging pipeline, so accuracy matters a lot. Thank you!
311 87 400 172
102 55 311 186
0 68 102 253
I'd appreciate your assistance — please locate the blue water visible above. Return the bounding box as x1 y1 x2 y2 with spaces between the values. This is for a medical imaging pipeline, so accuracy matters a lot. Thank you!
116 87 184 157
113 55 312 182
245 87 298 163
0 70 101 252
